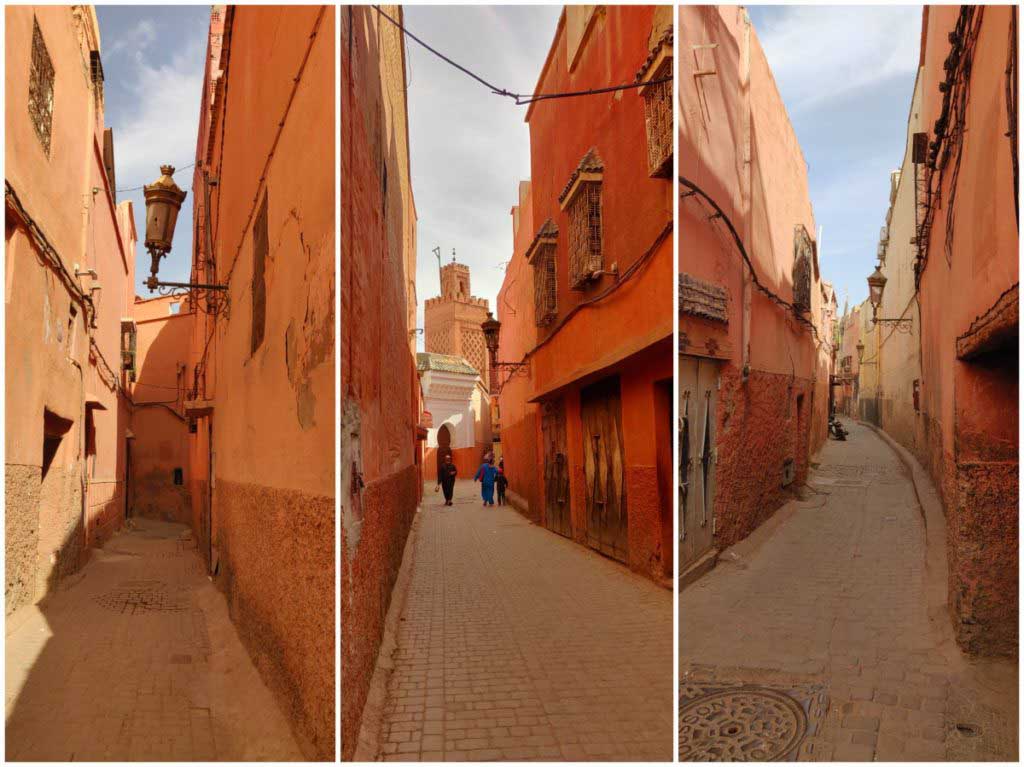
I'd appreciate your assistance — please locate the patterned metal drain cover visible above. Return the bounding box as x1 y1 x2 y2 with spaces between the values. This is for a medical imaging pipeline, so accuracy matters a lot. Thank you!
93 580 187 614
680 683 826 762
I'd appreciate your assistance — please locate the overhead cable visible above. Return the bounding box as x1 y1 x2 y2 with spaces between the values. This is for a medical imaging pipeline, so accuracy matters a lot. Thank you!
371 5 671 106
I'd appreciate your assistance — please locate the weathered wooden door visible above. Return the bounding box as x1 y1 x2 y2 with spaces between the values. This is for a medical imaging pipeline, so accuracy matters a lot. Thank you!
541 399 571 538
581 377 628 563
680 356 717 572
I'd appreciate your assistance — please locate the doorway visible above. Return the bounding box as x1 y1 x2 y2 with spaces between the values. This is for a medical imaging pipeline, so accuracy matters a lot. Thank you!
541 398 571 538
580 376 628 563
680 356 717 573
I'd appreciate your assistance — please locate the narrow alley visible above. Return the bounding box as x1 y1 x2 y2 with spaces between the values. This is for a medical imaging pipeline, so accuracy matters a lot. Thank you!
5 518 302 761
360 480 673 762
679 420 1017 762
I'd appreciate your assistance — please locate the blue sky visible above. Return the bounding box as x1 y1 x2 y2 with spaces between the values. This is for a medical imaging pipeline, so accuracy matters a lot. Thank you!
405 5 562 350
745 5 922 311
95 5 210 295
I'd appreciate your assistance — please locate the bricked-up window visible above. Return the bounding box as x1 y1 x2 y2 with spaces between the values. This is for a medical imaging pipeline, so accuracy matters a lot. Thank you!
559 148 604 290
251 193 268 355
28 18 55 155
527 220 558 326
792 225 815 315
637 30 673 178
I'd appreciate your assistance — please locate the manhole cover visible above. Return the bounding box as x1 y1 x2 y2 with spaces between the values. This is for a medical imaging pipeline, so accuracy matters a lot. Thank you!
93 580 187 614
680 687 811 761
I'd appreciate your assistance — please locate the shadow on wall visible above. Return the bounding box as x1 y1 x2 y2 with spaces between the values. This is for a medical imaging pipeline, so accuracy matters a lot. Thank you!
340 6 421 760
130 313 193 527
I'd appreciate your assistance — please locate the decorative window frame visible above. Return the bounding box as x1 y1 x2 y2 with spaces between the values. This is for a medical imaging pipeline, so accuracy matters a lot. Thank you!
792 224 815 315
558 148 604 290
28 17 55 156
526 219 558 327
636 28 673 178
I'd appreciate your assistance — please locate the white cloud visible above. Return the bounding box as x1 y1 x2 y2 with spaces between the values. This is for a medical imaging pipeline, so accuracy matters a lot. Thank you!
105 19 156 60
752 6 922 113
112 23 206 189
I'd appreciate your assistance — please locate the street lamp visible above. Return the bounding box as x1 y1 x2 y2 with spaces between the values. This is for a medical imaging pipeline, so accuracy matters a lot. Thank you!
865 263 912 332
479 311 529 394
143 165 186 290
143 164 227 305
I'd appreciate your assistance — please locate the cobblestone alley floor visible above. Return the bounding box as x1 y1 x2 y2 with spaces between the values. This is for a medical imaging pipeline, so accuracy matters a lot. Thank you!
368 479 673 762
5 518 303 761
680 419 1017 762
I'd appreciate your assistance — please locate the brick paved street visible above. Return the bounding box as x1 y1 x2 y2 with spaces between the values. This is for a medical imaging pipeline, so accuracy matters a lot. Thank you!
5 518 302 761
680 419 1017 762
370 479 673 762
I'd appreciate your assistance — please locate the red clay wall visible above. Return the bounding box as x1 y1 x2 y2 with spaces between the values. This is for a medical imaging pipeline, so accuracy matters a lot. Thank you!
916 6 1019 656
492 6 673 583
341 5 421 758
680 5 826 556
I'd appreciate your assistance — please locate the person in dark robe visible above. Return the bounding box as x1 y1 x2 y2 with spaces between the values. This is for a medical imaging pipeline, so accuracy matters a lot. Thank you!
436 454 457 506
496 459 508 505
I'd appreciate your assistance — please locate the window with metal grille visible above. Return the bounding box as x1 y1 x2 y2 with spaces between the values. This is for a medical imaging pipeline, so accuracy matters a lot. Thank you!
642 61 672 177
251 193 268 355
527 220 558 326
28 18 55 155
792 225 814 315
567 183 602 289
559 149 604 290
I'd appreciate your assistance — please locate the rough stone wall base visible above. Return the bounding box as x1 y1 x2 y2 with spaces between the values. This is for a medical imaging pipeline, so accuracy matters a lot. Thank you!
341 463 418 760
713 365 814 550
214 479 335 760
949 461 1018 657
6 464 41 615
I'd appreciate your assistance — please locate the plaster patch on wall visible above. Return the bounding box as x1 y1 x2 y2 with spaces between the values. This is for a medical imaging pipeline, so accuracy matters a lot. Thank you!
341 398 363 553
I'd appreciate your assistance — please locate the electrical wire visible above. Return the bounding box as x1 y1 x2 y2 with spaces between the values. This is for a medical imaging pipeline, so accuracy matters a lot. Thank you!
115 162 195 193
679 175 832 351
371 5 671 106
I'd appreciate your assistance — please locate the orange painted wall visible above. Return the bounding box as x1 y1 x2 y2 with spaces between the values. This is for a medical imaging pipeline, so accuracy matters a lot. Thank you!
680 5 831 551
130 296 193 526
188 6 335 758
5 6 135 611
496 6 674 582
915 6 1018 656
341 5 421 758
495 181 542 520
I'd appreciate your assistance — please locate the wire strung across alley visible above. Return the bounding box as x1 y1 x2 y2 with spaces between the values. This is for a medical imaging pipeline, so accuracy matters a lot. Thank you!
370 5 672 105
115 162 196 194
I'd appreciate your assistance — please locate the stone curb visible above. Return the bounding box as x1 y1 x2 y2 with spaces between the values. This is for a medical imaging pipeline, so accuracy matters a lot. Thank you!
856 420 955 650
351 507 423 761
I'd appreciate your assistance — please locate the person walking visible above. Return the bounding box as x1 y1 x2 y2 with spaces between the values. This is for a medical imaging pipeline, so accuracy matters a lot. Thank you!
436 453 457 506
474 454 498 506
496 459 508 506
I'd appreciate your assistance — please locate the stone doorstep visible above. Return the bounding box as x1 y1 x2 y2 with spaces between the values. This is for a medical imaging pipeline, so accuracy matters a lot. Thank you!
679 548 718 592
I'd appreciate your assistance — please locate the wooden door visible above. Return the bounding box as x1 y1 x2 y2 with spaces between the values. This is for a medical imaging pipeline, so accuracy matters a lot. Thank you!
541 399 571 537
581 376 628 563
680 356 717 572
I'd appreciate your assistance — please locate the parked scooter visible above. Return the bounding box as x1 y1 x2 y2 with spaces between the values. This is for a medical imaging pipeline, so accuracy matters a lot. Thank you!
829 415 848 441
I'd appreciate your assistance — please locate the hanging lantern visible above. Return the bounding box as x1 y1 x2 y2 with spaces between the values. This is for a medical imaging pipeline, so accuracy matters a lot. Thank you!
143 165 186 289
867 264 887 313
481 311 501 355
